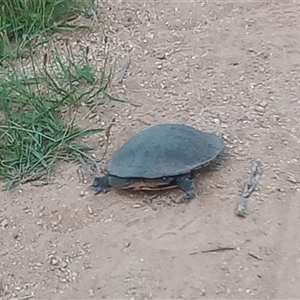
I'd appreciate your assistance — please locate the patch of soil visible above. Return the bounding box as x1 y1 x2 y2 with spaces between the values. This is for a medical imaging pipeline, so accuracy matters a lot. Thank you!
1 1 300 299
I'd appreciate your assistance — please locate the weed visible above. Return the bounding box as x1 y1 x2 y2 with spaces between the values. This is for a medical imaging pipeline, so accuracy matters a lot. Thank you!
0 0 95 60
0 40 114 190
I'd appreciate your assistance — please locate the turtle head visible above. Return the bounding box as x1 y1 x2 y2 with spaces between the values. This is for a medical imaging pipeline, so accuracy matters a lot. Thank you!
92 175 111 195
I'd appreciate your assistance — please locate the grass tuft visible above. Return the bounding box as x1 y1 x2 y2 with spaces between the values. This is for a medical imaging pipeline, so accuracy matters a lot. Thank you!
0 0 95 60
0 40 114 190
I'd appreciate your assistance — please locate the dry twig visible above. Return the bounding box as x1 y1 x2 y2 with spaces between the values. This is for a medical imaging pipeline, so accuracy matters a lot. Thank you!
118 55 132 84
248 253 262 260
189 247 236 255
76 117 115 182
101 117 115 162
237 161 262 217
201 247 236 253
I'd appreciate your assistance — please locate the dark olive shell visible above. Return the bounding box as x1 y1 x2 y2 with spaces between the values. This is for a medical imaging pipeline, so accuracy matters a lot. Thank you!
107 124 225 179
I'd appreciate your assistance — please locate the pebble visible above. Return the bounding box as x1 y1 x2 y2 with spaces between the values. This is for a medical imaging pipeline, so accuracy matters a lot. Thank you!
87 205 94 214
1 218 9 228
259 100 268 107
51 258 59 266
216 184 226 188
286 174 298 183
255 106 265 113
132 204 142 208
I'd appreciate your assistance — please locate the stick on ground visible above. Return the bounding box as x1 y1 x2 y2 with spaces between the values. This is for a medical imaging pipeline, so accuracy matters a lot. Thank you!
201 247 236 253
118 55 132 84
236 161 262 217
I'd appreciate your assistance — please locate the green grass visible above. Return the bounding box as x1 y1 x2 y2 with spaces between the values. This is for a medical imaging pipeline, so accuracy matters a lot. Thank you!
0 0 95 61
0 0 130 190
0 39 117 190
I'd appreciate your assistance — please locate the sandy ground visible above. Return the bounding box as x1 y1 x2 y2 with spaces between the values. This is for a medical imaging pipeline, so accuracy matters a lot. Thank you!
1 1 300 299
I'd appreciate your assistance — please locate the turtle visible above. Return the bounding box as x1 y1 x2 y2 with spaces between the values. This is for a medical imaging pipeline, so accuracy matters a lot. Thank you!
92 123 225 200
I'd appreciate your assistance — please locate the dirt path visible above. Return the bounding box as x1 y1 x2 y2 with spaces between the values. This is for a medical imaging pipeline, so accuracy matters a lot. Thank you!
1 1 300 299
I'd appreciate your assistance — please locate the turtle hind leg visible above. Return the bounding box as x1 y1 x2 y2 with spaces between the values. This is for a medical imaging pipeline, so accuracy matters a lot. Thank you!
176 175 196 200
92 175 111 195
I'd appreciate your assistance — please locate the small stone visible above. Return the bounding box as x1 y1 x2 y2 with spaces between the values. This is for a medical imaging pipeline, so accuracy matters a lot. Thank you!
80 191 85 197
62 260 68 268
156 53 166 60
50 257 59 265
88 289 95 296
216 184 226 188
259 101 268 107
72 271 79 280
87 205 93 214
1 219 9 228
132 204 142 208
255 106 265 113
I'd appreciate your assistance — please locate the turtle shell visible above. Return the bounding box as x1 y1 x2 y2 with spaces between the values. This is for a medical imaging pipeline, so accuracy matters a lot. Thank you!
107 124 225 179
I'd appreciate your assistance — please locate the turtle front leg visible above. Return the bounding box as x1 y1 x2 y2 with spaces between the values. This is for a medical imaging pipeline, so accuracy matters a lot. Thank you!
176 175 196 200
92 175 111 195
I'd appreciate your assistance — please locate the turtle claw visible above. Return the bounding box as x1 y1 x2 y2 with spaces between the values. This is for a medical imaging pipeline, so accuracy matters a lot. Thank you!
92 176 111 195
184 191 196 201
176 175 196 200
